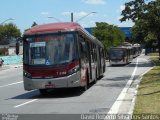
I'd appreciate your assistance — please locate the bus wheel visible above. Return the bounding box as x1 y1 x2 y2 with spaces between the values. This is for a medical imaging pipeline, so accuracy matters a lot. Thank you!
39 89 48 95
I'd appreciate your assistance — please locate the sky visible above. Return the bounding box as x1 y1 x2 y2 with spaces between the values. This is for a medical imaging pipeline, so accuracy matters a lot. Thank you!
0 0 134 33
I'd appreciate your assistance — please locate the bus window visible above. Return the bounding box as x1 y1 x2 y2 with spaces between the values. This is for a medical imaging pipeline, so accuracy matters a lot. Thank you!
24 33 79 66
80 42 87 58
79 36 87 59
109 49 125 60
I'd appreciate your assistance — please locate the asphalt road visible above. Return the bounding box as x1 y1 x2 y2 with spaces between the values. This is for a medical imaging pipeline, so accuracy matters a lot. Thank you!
0 55 153 120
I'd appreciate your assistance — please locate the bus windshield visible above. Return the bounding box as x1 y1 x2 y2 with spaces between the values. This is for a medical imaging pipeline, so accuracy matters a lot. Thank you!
109 49 125 59
23 33 79 66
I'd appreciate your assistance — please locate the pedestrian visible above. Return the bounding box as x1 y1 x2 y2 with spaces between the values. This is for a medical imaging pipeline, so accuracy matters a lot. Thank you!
0 58 4 67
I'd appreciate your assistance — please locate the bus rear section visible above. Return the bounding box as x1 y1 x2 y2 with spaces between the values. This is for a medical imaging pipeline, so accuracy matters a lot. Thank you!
23 22 105 94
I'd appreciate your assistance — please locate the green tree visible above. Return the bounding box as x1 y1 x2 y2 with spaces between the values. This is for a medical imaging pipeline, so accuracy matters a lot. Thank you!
120 0 146 22
93 22 125 50
120 0 160 58
0 23 21 44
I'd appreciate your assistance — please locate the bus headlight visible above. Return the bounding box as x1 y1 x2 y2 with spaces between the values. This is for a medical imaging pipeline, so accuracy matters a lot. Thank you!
68 65 80 75
23 71 31 78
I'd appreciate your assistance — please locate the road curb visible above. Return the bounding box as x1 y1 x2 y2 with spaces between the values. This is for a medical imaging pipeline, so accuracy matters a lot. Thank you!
128 76 142 115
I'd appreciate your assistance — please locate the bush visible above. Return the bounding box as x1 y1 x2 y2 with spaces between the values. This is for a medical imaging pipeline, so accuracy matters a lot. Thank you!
0 48 8 56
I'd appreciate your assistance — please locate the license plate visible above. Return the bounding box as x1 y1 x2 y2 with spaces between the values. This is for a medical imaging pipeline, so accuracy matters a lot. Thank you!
45 84 55 88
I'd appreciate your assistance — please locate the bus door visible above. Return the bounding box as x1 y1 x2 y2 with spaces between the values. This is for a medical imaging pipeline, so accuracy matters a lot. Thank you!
96 46 101 77
100 48 105 74
90 43 96 81
79 36 90 85
98 47 102 75
86 41 93 82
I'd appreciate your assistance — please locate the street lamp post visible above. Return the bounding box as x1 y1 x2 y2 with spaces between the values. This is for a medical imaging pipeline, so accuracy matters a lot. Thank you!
0 18 14 25
47 12 96 23
48 16 61 22
71 12 74 22
75 12 96 22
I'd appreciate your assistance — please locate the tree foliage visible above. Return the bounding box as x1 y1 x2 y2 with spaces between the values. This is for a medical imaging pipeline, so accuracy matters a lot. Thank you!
93 22 125 50
0 23 21 44
120 0 160 57
120 0 146 22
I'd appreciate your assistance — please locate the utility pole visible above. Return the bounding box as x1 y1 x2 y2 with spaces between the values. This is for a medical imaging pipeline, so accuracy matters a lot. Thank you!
71 12 74 22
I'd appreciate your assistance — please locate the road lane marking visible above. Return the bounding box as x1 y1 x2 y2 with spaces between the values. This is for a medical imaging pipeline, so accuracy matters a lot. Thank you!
14 99 38 108
130 59 138 80
106 58 139 115
0 81 23 88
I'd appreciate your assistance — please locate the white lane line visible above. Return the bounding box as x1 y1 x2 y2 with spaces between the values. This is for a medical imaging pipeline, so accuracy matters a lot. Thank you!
14 99 38 108
0 81 23 88
106 58 139 115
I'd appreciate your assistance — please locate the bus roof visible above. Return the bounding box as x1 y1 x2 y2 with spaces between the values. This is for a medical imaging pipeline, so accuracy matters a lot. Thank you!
24 22 104 48
24 22 81 35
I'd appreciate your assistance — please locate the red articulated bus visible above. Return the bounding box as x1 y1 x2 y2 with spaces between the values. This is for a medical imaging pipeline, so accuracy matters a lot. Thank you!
23 22 105 94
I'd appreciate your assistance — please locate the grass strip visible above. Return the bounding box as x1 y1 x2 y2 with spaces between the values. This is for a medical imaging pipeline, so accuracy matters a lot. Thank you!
133 58 160 115
147 53 159 56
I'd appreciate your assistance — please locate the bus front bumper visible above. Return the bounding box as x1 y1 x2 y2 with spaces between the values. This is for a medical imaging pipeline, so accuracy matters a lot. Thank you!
23 72 80 91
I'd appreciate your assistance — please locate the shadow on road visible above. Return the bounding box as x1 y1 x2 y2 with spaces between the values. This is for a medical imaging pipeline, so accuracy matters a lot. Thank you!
127 61 153 68
109 64 128 67
107 58 153 68
10 88 84 100
102 75 139 81
103 76 131 81
95 82 127 88
97 75 139 88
